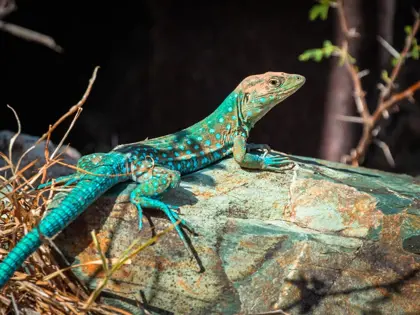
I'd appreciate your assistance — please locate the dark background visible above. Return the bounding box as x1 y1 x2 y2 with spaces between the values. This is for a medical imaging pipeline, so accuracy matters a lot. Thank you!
1 0 420 174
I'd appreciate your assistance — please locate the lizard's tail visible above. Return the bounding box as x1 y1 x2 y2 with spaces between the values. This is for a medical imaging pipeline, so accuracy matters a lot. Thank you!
0 162 125 288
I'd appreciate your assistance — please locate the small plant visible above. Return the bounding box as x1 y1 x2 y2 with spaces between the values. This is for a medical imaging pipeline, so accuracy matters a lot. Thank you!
300 0 420 166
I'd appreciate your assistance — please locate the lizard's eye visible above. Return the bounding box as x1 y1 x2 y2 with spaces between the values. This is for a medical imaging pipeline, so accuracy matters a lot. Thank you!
268 77 283 87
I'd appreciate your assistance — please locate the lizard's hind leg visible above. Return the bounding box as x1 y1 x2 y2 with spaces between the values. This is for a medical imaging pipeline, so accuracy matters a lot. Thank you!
129 166 194 252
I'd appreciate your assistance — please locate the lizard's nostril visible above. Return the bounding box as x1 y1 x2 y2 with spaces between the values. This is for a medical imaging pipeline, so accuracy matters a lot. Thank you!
295 75 305 83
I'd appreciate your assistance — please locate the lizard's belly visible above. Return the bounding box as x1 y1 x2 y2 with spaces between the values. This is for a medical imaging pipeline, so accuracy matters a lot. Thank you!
115 141 232 175
158 146 232 175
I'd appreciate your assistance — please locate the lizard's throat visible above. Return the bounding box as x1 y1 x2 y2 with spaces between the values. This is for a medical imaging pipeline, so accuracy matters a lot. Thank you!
238 104 273 129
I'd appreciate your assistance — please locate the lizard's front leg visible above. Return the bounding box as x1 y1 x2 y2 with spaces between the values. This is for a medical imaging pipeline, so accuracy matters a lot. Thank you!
129 166 194 252
233 134 294 172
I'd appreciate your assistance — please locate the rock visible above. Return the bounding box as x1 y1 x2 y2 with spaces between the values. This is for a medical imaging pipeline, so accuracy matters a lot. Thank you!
52 155 420 314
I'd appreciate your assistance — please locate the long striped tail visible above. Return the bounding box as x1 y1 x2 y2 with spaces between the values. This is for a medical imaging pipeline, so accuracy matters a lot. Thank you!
0 160 124 288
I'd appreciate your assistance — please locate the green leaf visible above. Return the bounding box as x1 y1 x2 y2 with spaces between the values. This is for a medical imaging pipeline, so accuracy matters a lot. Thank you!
314 49 323 61
309 4 329 21
323 40 335 56
299 40 341 62
298 48 324 62
347 54 356 64
391 57 399 67
404 25 412 35
381 70 390 83
338 53 345 66
411 39 419 59
412 46 419 59
298 51 312 61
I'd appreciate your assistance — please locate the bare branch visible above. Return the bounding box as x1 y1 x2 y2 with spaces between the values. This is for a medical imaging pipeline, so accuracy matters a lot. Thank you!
376 35 400 58
351 81 420 165
335 115 365 124
0 20 63 53
0 0 16 19
336 0 359 38
344 57 371 123
373 139 395 167
333 1 371 124
378 80 420 113
357 69 370 78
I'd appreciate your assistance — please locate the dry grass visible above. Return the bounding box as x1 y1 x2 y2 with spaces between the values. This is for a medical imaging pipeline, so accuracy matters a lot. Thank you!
0 67 176 314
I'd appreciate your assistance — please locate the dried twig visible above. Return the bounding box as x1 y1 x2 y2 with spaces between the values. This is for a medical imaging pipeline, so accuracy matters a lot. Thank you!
83 223 178 309
251 308 291 315
6 105 21 179
50 108 83 160
37 66 100 145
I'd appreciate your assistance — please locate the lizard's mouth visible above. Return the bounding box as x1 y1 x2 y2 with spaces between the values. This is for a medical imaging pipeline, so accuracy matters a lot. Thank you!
258 89 300 102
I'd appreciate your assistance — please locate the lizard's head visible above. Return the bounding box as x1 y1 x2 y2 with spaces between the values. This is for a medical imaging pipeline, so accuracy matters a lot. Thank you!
234 71 305 126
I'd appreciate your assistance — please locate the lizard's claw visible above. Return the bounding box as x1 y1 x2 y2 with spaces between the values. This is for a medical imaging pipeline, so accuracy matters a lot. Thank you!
165 204 197 234
166 204 180 211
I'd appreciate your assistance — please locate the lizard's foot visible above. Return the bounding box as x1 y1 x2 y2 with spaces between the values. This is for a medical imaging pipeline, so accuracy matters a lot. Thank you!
131 196 194 255
129 166 195 253
133 201 194 232
166 204 196 234
262 155 296 172
134 203 145 230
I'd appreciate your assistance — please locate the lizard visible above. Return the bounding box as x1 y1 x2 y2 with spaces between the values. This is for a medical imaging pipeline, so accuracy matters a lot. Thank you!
0 71 305 289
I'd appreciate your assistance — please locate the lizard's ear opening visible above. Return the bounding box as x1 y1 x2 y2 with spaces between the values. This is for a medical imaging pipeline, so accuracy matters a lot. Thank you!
244 93 250 103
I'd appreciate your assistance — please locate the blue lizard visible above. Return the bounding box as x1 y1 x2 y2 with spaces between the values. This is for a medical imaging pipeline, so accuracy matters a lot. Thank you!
0 71 305 288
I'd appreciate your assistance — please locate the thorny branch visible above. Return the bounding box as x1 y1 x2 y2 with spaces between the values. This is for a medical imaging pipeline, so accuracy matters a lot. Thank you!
334 1 420 166
379 11 420 102
334 1 370 124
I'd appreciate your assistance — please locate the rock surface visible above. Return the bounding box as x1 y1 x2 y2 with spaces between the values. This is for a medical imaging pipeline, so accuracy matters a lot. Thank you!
51 155 420 315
